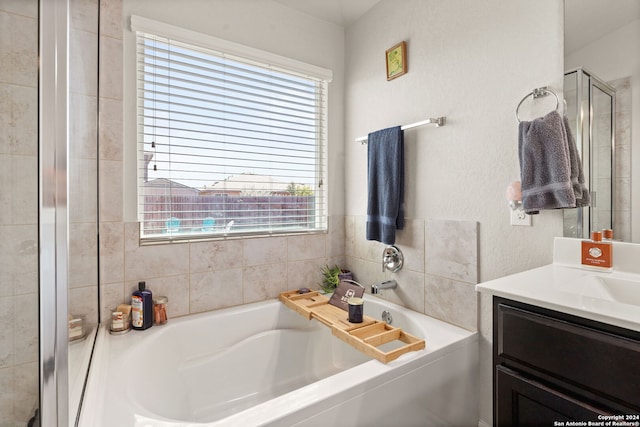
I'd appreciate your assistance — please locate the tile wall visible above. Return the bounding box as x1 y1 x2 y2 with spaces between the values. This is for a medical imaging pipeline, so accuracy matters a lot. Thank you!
0 1 39 425
98 214 477 331
345 216 479 331
99 219 346 319
68 0 100 324
611 76 632 242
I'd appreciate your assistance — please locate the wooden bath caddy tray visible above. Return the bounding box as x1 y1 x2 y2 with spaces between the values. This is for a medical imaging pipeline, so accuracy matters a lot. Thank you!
279 290 425 364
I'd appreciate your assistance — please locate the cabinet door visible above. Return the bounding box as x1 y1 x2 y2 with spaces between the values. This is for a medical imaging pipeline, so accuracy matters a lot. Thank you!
496 300 640 409
496 366 608 427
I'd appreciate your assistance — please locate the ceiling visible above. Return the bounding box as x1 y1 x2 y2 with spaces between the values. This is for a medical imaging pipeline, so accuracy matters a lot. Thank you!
565 0 640 54
272 0 640 53
272 0 382 27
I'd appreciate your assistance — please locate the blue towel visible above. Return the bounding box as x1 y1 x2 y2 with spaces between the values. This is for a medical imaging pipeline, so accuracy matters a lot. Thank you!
519 111 576 214
366 126 404 244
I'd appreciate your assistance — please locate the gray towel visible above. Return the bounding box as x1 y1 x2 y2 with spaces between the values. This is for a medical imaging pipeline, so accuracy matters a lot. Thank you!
519 111 576 214
366 126 404 244
561 115 590 207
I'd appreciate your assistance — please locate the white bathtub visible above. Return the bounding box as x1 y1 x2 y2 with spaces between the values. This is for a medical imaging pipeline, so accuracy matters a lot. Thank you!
79 295 478 427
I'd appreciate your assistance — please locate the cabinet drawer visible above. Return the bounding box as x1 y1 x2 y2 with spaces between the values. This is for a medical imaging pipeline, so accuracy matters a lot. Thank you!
496 365 608 427
496 302 640 409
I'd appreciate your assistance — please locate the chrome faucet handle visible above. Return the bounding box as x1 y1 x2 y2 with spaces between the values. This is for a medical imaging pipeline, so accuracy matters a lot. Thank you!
382 245 404 273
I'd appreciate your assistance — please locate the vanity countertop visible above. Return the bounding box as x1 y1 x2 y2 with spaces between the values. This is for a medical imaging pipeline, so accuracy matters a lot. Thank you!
476 237 640 332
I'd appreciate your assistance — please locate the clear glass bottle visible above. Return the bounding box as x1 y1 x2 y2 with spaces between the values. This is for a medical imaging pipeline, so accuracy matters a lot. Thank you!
153 296 168 325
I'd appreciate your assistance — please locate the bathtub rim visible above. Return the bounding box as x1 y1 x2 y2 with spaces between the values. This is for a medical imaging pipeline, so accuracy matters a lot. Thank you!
78 295 478 427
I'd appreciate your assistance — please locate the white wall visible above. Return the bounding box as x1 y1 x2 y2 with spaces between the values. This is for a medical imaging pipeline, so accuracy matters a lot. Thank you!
345 0 564 283
122 0 346 220
565 19 640 242
344 1 564 424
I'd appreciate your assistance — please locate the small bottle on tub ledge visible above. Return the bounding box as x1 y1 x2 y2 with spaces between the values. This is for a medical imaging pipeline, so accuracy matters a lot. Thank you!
581 230 613 271
153 296 168 325
132 281 153 330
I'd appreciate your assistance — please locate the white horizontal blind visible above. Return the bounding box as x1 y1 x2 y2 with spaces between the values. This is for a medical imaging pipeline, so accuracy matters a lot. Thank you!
136 31 328 240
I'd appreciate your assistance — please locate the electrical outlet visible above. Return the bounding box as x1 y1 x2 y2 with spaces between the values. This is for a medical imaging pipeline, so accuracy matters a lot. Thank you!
510 208 531 226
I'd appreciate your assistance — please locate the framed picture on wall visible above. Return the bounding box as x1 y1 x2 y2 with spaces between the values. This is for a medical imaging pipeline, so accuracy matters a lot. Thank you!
386 41 407 80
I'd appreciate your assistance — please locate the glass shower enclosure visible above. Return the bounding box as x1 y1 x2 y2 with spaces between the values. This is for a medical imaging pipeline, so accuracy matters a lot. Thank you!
563 67 616 239
0 0 99 425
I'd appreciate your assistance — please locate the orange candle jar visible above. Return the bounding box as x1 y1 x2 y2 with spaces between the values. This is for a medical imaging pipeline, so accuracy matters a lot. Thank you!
153 296 168 325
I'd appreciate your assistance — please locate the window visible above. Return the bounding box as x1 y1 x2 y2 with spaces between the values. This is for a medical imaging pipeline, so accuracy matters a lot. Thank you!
133 18 330 240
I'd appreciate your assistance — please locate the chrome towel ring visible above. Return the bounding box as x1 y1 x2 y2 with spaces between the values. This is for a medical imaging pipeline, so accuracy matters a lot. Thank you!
515 86 560 123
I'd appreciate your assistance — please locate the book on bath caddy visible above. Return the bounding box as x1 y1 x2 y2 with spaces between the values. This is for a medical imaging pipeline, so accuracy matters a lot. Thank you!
328 281 365 311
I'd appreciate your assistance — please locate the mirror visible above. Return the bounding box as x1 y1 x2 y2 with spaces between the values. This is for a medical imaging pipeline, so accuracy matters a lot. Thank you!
564 0 640 242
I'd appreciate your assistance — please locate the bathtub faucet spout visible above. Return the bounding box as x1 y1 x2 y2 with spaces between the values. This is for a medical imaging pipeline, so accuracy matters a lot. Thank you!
371 280 397 295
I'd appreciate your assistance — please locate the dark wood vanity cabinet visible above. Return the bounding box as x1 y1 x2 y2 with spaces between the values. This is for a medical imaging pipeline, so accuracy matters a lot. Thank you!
493 296 640 426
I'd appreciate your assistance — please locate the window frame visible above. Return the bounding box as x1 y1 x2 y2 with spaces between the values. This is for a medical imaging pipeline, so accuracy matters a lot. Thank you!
131 16 331 243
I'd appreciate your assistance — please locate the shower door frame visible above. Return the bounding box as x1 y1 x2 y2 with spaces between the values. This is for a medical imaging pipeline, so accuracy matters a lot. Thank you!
39 0 70 425
589 75 616 235
564 67 616 239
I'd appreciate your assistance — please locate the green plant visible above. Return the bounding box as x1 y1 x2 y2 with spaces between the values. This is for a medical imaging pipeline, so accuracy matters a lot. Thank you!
287 182 314 196
321 264 342 293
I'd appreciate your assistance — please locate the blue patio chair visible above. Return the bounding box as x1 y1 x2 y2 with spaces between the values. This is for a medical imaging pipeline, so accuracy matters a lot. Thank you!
166 217 180 233
202 217 215 232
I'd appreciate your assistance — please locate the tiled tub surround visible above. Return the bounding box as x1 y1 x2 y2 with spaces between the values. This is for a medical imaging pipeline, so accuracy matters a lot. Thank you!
345 216 479 332
98 217 346 321
98 215 478 334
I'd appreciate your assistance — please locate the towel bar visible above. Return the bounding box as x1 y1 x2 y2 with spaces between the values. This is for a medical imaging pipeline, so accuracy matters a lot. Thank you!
356 116 446 144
